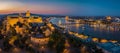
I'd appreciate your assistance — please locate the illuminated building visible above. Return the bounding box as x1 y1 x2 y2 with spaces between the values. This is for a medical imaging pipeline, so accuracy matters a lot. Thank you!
47 22 55 31
65 16 69 20
31 34 49 45
43 29 52 37
15 25 25 34
78 34 84 39
92 38 99 42
100 39 108 43
6 10 43 27
106 16 112 21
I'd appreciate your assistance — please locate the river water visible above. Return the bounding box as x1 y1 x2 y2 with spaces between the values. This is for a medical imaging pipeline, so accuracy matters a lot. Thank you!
50 18 120 42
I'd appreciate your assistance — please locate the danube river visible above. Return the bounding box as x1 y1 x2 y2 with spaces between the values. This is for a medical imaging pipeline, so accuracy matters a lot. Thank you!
50 18 120 42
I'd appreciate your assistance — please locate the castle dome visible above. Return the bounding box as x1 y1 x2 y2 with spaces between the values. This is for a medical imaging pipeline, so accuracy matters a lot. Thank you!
106 16 111 20
26 10 31 17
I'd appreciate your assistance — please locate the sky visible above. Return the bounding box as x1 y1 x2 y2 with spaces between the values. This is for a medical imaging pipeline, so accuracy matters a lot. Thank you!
0 0 120 16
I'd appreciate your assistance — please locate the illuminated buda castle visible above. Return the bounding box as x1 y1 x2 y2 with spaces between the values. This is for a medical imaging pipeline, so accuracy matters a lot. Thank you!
5 11 43 34
6 10 43 27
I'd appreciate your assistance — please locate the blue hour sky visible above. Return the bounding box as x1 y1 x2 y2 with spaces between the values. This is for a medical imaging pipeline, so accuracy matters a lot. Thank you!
0 0 120 16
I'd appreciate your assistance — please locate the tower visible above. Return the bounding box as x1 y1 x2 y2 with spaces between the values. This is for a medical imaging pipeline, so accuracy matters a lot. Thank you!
65 16 69 21
26 10 31 17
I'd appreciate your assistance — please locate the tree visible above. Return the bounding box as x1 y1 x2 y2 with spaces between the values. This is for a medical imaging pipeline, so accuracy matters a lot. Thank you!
0 34 4 39
47 39 54 48
56 40 65 53
3 38 13 51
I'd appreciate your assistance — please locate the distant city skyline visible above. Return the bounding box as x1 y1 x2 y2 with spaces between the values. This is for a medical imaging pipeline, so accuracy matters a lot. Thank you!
0 0 120 16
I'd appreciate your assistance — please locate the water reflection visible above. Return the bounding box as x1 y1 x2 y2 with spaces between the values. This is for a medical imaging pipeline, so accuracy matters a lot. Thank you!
50 18 120 42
